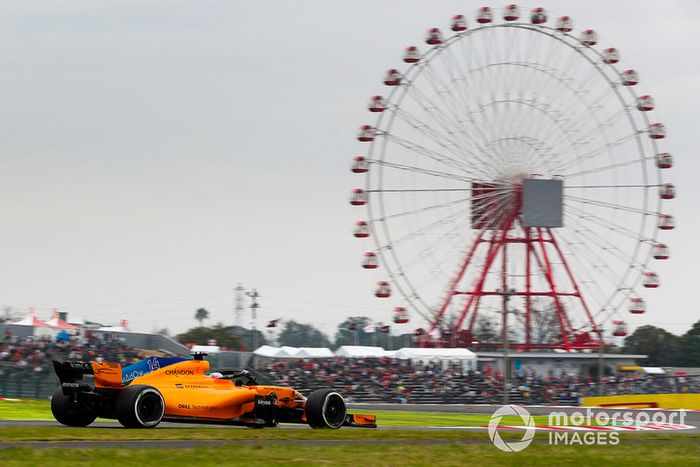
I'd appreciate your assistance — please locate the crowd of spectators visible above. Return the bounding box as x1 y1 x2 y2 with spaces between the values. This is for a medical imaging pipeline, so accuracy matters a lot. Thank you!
2 332 699 405
0 332 140 378
258 357 700 405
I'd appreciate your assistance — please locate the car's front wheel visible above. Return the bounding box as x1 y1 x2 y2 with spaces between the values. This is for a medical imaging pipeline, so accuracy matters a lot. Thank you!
51 387 98 427
305 389 346 429
115 384 164 428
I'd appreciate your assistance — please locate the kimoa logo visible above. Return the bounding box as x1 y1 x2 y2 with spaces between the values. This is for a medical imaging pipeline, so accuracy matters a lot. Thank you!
488 405 536 452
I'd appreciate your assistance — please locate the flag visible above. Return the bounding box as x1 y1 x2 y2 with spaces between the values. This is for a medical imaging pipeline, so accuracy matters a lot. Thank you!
363 323 376 333
266 319 278 328
380 325 391 333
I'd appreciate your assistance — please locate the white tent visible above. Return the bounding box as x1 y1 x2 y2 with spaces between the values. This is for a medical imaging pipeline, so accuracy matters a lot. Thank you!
296 347 334 358
252 346 301 358
393 347 477 363
253 345 283 357
334 346 387 358
191 345 221 354
96 325 128 332
642 367 665 375
279 346 301 357
12 314 52 328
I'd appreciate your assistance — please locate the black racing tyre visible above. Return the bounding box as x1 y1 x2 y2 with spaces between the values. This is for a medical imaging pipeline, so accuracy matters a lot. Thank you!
115 384 164 428
51 387 97 427
305 389 346 429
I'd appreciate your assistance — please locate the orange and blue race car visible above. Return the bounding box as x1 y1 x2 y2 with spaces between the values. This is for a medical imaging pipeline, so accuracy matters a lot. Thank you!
51 353 376 429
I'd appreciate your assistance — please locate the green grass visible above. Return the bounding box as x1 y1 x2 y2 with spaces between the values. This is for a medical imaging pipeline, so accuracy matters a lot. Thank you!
0 440 699 466
0 399 52 420
1 399 700 466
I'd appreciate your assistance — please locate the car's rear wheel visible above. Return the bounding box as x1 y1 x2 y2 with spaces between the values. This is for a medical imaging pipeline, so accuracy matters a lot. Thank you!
305 389 346 429
51 387 97 427
115 384 164 428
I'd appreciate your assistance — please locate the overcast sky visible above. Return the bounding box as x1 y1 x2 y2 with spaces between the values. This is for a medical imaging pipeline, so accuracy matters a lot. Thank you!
1 1 698 339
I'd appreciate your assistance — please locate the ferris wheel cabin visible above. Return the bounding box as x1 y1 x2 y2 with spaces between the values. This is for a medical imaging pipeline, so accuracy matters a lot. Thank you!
450 15 467 32
403 46 420 63
556 16 573 32
353 221 370 238
530 7 547 24
503 5 519 22
476 7 492 24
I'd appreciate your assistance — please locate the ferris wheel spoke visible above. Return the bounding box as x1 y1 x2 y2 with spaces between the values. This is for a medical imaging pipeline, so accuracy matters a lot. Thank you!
416 67 498 167
368 159 476 183
566 203 655 245
382 132 475 175
555 132 640 173
388 106 495 179
553 229 624 307
370 188 467 193
556 221 643 286
564 216 645 270
379 206 472 250
564 194 659 216
373 196 471 222
395 214 469 275
564 158 646 179
400 82 490 160
566 184 656 189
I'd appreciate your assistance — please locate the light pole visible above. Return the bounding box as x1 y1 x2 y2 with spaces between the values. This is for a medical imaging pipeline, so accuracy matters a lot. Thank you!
498 287 516 405
598 327 605 396
247 289 260 351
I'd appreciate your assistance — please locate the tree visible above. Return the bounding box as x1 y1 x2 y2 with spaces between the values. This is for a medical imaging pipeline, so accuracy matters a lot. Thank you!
474 316 500 344
679 320 700 366
194 308 209 326
1 306 20 324
277 320 331 348
334 317 372 347
529 302 561 346
622 325 682 366
175 322 263 350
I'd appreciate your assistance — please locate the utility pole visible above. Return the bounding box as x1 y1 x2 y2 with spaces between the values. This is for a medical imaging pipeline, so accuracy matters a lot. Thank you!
234 283 245 328
598 327 605 396
499 287 516 405
247 289 260 351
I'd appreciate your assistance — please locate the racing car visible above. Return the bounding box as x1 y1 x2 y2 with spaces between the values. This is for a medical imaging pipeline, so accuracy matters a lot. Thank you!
51 353 376 429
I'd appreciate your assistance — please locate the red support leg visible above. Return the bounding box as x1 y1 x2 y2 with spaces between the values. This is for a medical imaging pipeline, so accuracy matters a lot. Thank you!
460 211 518 331
547 228 602 340
535 228 572 350
430 226 488 333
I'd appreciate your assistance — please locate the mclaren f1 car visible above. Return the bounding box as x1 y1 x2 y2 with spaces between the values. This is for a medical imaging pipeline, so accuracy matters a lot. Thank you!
51 353 376 429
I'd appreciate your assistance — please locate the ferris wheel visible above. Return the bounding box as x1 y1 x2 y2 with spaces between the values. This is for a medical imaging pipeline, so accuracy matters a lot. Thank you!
349 5 674 350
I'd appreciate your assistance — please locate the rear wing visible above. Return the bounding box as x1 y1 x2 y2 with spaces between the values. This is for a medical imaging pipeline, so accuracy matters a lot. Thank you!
53 360 124 391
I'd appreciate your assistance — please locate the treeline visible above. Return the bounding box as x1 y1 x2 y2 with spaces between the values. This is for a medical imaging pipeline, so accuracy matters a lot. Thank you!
175 316 413 351
622 320 700 367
